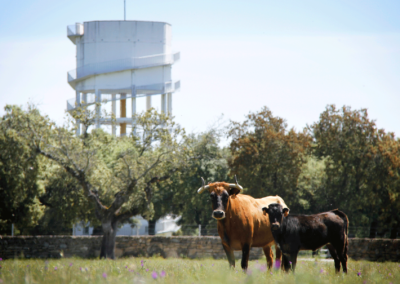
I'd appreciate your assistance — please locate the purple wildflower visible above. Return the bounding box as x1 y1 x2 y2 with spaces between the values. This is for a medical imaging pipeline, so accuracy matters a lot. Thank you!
146 268 149 272
54 266 58 271
256 260 259 263
102 273 107 278
85 268 88 271
27 265 30 267
320 269 324 273
212 264 214 266
357 272 361 277
141 260 144 268
152 271 158 279
389 273 392 276
69 263 73 267
247 269 252 275
259 265 267 272
289 261 292 264
80 267 82 271
161 271 166 277
274 260 281 270
0 279 3 283
0 258 2 261
125 266 128 269
270 272 273 275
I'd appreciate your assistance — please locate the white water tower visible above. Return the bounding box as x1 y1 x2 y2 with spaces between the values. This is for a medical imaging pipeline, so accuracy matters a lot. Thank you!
66 20 180 135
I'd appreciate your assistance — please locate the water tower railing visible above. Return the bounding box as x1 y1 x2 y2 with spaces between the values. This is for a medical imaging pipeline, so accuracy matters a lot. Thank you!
67 52 180 82
67 23 84 37
66 81 180 112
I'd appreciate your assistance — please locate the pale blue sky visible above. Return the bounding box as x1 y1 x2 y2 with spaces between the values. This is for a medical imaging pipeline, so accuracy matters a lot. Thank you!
1 0 399 140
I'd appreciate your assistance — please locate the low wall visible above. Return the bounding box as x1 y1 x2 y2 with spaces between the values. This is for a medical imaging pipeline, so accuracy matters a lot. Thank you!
0 236 399 262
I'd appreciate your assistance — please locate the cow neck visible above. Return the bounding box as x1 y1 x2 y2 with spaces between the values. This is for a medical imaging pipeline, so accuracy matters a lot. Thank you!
220 195 236 231
273 217 286 244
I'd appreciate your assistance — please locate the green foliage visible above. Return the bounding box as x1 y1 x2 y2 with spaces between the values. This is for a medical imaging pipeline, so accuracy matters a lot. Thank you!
154 129 229 234
3 101 400 239
33 164 98 235
310 105 400 232
228 107 312 212
0 105 46 234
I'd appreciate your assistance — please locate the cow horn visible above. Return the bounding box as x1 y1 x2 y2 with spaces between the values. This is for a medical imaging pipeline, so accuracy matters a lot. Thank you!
197 177 210 194
228 175 243 193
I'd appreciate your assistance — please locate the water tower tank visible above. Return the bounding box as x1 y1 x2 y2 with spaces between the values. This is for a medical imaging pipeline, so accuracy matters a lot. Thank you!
66 20 180 135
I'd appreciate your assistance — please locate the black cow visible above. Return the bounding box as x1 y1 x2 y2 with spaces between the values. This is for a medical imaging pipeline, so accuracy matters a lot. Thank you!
262 203 348 273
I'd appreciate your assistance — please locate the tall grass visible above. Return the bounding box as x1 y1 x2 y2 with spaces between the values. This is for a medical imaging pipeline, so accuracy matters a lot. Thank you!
0 257 398 283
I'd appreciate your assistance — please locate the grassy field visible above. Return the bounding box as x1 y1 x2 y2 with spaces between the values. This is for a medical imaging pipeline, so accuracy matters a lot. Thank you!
0 257 398 284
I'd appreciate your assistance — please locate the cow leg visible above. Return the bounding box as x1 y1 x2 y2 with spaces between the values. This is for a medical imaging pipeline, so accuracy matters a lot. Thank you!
241 243 251 271
275 245 283 269
282 254 291 272
288 252 298 273
326 244 340 272
262 245 274 269
341 240 348 273
222 244 235 268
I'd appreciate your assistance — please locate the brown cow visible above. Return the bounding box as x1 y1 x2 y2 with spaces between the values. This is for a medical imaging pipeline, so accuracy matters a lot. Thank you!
197 177 289 270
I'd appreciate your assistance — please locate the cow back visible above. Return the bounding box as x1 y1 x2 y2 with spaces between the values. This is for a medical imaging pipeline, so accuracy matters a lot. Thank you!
219 194 288 249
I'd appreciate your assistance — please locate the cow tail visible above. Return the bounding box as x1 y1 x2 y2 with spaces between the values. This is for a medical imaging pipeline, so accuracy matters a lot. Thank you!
331 209 349 254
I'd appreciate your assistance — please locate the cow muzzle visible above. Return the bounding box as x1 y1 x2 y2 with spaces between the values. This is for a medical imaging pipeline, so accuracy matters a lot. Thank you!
212 210 225 220
271 223 280 231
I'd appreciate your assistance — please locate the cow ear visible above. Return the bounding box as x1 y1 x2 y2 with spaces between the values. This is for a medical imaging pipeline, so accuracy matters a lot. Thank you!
262 207 268 215
283 208 289 217
229 187 240 196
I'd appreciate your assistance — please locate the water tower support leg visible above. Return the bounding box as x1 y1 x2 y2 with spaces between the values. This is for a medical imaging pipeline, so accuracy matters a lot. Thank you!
161 94 167 114
167 93 172 115
76 91 81 136
120 93 127 136
146 96 152 110
112 94 116 136
95 89 102 129
131 86 136 135
82 93 87 134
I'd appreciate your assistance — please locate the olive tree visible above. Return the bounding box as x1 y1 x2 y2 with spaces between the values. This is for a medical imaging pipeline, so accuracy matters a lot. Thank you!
7 104 189 258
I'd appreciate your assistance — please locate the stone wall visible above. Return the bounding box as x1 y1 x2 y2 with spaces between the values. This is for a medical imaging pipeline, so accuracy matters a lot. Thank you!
0 236 399 262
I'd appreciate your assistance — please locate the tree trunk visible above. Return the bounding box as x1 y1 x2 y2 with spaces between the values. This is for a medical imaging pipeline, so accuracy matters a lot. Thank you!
369 220 378 238
148 219 156 235
390 225 399 239
100 219 118 259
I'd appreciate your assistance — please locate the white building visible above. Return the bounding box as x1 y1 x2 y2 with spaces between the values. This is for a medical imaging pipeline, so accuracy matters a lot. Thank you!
66 20 180 136
73 214 181 236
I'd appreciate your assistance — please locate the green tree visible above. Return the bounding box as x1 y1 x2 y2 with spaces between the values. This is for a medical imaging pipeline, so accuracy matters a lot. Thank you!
143 129 230 236
7 104 190 258
175 130 230 235
310 105 400 238
0 105 45 235
227 107 312 212
32 164 96 235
